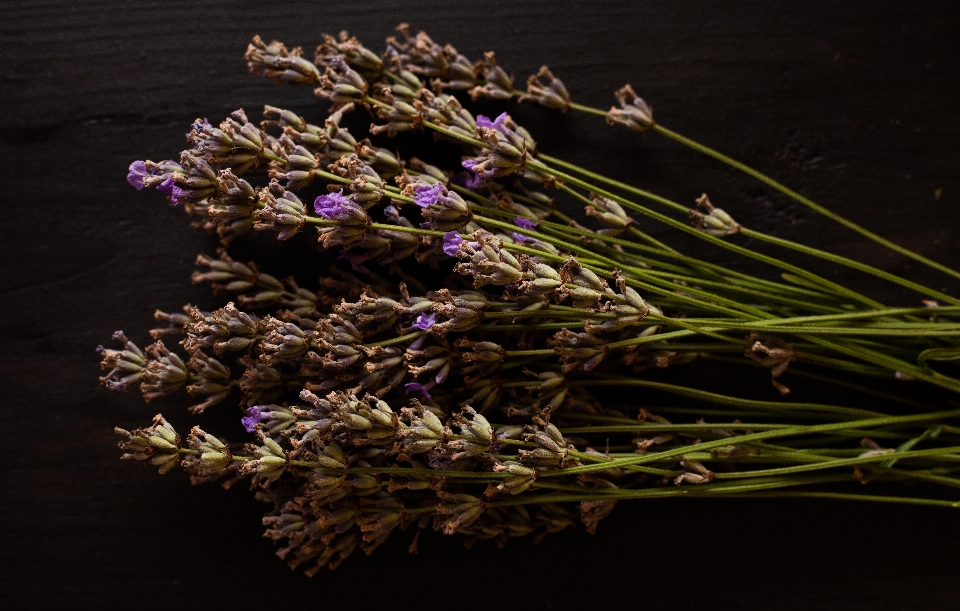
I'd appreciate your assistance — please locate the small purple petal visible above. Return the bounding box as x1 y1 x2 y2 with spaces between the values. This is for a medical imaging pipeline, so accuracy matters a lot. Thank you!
442 231 464 256
156 176 176 196
314 189 351 218
476 112 508 131
514 217 538 230
414 182 444 208
404 382 433 401
126 161 148 190
512 232 534 244
461 159 478 171
242 405 269 432
170 185 189 206
412 312 437 331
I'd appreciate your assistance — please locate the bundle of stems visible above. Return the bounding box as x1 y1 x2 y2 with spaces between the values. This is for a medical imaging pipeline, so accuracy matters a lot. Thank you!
101 25 960 574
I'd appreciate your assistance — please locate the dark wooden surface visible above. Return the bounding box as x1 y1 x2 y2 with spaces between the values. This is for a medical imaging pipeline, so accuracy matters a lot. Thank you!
2 1 960 609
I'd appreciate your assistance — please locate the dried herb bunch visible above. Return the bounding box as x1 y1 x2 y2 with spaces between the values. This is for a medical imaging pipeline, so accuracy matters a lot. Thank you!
103 25 960 575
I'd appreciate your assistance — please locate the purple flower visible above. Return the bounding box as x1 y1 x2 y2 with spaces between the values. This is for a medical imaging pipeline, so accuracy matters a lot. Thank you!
512 232 534 244
404 382 433 401
314 189 352 218
476 112 509 132
443 231 464 256
442 231 479 256
514 217 538 230
156 176 176 196
126 161 148 190
242 405 269 432
414 182 444 208
412 312 437 331
170 185 190 206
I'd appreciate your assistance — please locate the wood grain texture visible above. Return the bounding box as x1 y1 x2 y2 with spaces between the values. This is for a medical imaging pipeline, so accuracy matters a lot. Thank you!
1 1 959 609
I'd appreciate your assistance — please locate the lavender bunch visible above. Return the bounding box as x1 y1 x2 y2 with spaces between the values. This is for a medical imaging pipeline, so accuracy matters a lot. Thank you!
103 26 960 575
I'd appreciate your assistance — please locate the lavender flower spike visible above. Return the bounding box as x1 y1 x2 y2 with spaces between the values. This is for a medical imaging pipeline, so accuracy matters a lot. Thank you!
242 405 269 432
412 312 437 330
414 182 444 208
314 189 352 218
126 161 148 190
514 217 538 230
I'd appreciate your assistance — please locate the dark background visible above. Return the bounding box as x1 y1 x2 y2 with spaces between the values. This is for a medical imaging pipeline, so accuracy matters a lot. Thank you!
2 1 960 609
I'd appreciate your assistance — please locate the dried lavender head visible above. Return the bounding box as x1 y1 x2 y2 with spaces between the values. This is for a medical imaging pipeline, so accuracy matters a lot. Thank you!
186 425 233 475
189 109 267 173
553 328 608 373
268 136 320 190
99 331 147 392
314 190 371 249
183 303 260 355
586 194 634 235
689 193 740 237
115 414 181 474
606 84 654 132
185 350 232 414
140 341 189 401
328 154 387 208
315 56 369 109
522 65 571 111
254 181 308 241
246 35 322 85
469 51 515 101
412 181 473 232
316 31 383 78
453 233 523 288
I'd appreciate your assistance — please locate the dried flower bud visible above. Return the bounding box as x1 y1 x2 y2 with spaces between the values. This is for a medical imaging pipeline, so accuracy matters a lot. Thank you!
328 154 386 208
246 35 321 85
745 332 796 395
435 491 485 535
469 51 514 101
185 350 232 414
186 425 233 475
183 303 259 355
268 136 320 190
316 31 383 78
315 56 369 109
522 65 570 111
455 338 504 382
242 433 289 482
254 181 307 240
400 400 445 454
429 288 487 337
412 181 473 232
141 341 189 401
454 233 523 288
115 414 181 474
492 461 537 496
259 316 312 365
689 193 740 237
553 328 608 373
98 331 146 391
606 84 654 132
586 194 634 235
314 190 371 250
446 406 493 460
190 109 266 173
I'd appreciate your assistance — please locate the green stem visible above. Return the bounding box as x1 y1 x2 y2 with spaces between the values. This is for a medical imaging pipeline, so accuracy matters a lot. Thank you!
650 123 960 285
